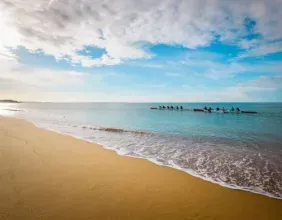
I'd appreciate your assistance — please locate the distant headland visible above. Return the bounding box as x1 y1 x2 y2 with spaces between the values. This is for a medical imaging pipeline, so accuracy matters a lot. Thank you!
0 99 21 103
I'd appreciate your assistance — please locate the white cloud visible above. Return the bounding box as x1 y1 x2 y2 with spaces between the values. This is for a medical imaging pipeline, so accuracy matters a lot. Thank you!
238 41 282 58
237 75 282 91
1 51 280 102
1 67 85 87
180 55 282 80
239 39 259 50
0 50 105 101
180 59 244 79
0 0 282 67
185 51 225 61
126 62 164 69
0 52 86 87
177 76 282 102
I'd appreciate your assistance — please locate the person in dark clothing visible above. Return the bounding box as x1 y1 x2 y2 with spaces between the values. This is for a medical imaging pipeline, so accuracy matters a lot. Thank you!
176 106 179 110
231 107 234 111
167 106 170 109
216 107 220 111
208 107 212 111
236 107 240 112
163 106 166 109
171 106 174 109
204 106 208 110
180 106 183 110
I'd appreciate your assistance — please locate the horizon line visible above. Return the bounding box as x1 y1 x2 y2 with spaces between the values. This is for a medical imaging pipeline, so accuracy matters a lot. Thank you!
1 100 282 104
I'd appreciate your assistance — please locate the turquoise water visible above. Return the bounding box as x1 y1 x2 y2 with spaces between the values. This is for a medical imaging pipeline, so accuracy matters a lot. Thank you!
1 102 282 199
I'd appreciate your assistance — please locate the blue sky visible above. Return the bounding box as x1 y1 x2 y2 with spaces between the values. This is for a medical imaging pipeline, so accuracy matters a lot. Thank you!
0 0 282 102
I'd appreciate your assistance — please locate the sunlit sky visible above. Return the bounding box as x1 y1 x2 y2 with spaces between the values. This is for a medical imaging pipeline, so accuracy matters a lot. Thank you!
0 0 282 102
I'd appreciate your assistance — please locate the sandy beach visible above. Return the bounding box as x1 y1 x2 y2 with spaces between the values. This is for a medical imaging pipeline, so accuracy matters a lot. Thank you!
0 116 281 220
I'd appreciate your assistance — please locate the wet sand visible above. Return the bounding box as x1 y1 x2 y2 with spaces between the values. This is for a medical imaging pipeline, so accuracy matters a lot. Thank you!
0 116 281 220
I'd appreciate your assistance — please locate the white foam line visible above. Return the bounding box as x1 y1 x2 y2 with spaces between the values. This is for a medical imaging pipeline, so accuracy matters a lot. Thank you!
4 115 282 201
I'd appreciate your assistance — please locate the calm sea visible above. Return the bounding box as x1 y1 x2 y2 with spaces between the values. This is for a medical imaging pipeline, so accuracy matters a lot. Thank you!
1 102 282 199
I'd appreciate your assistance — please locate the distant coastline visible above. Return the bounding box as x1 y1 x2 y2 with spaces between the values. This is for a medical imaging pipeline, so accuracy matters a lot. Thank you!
0 99 20 103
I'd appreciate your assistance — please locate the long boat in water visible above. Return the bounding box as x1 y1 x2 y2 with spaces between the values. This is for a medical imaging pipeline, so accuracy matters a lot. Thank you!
193 108 258 114
150 107 258 114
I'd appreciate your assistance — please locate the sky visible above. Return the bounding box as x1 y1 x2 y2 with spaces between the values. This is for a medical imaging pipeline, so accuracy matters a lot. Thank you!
0 0 282 102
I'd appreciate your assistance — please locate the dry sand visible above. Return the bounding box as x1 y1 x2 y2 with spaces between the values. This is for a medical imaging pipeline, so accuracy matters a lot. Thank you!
0 116 281 220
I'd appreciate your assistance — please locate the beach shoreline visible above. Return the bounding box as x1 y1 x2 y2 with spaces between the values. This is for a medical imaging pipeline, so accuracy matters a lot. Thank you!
0 116 281 220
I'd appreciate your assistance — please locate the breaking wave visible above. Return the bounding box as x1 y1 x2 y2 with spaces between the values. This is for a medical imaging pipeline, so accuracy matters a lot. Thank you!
58 123 282 200
81 125 149 135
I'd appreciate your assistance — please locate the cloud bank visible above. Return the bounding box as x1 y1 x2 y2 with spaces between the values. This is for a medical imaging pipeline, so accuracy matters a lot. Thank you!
1 0 282 67
1 0 282 102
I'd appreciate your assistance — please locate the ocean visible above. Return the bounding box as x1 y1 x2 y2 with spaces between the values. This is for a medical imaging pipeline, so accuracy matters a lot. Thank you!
1 102 282 199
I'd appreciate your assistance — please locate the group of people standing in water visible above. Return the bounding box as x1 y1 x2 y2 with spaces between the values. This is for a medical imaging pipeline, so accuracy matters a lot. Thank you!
203 106 240 112
159 106 183 110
